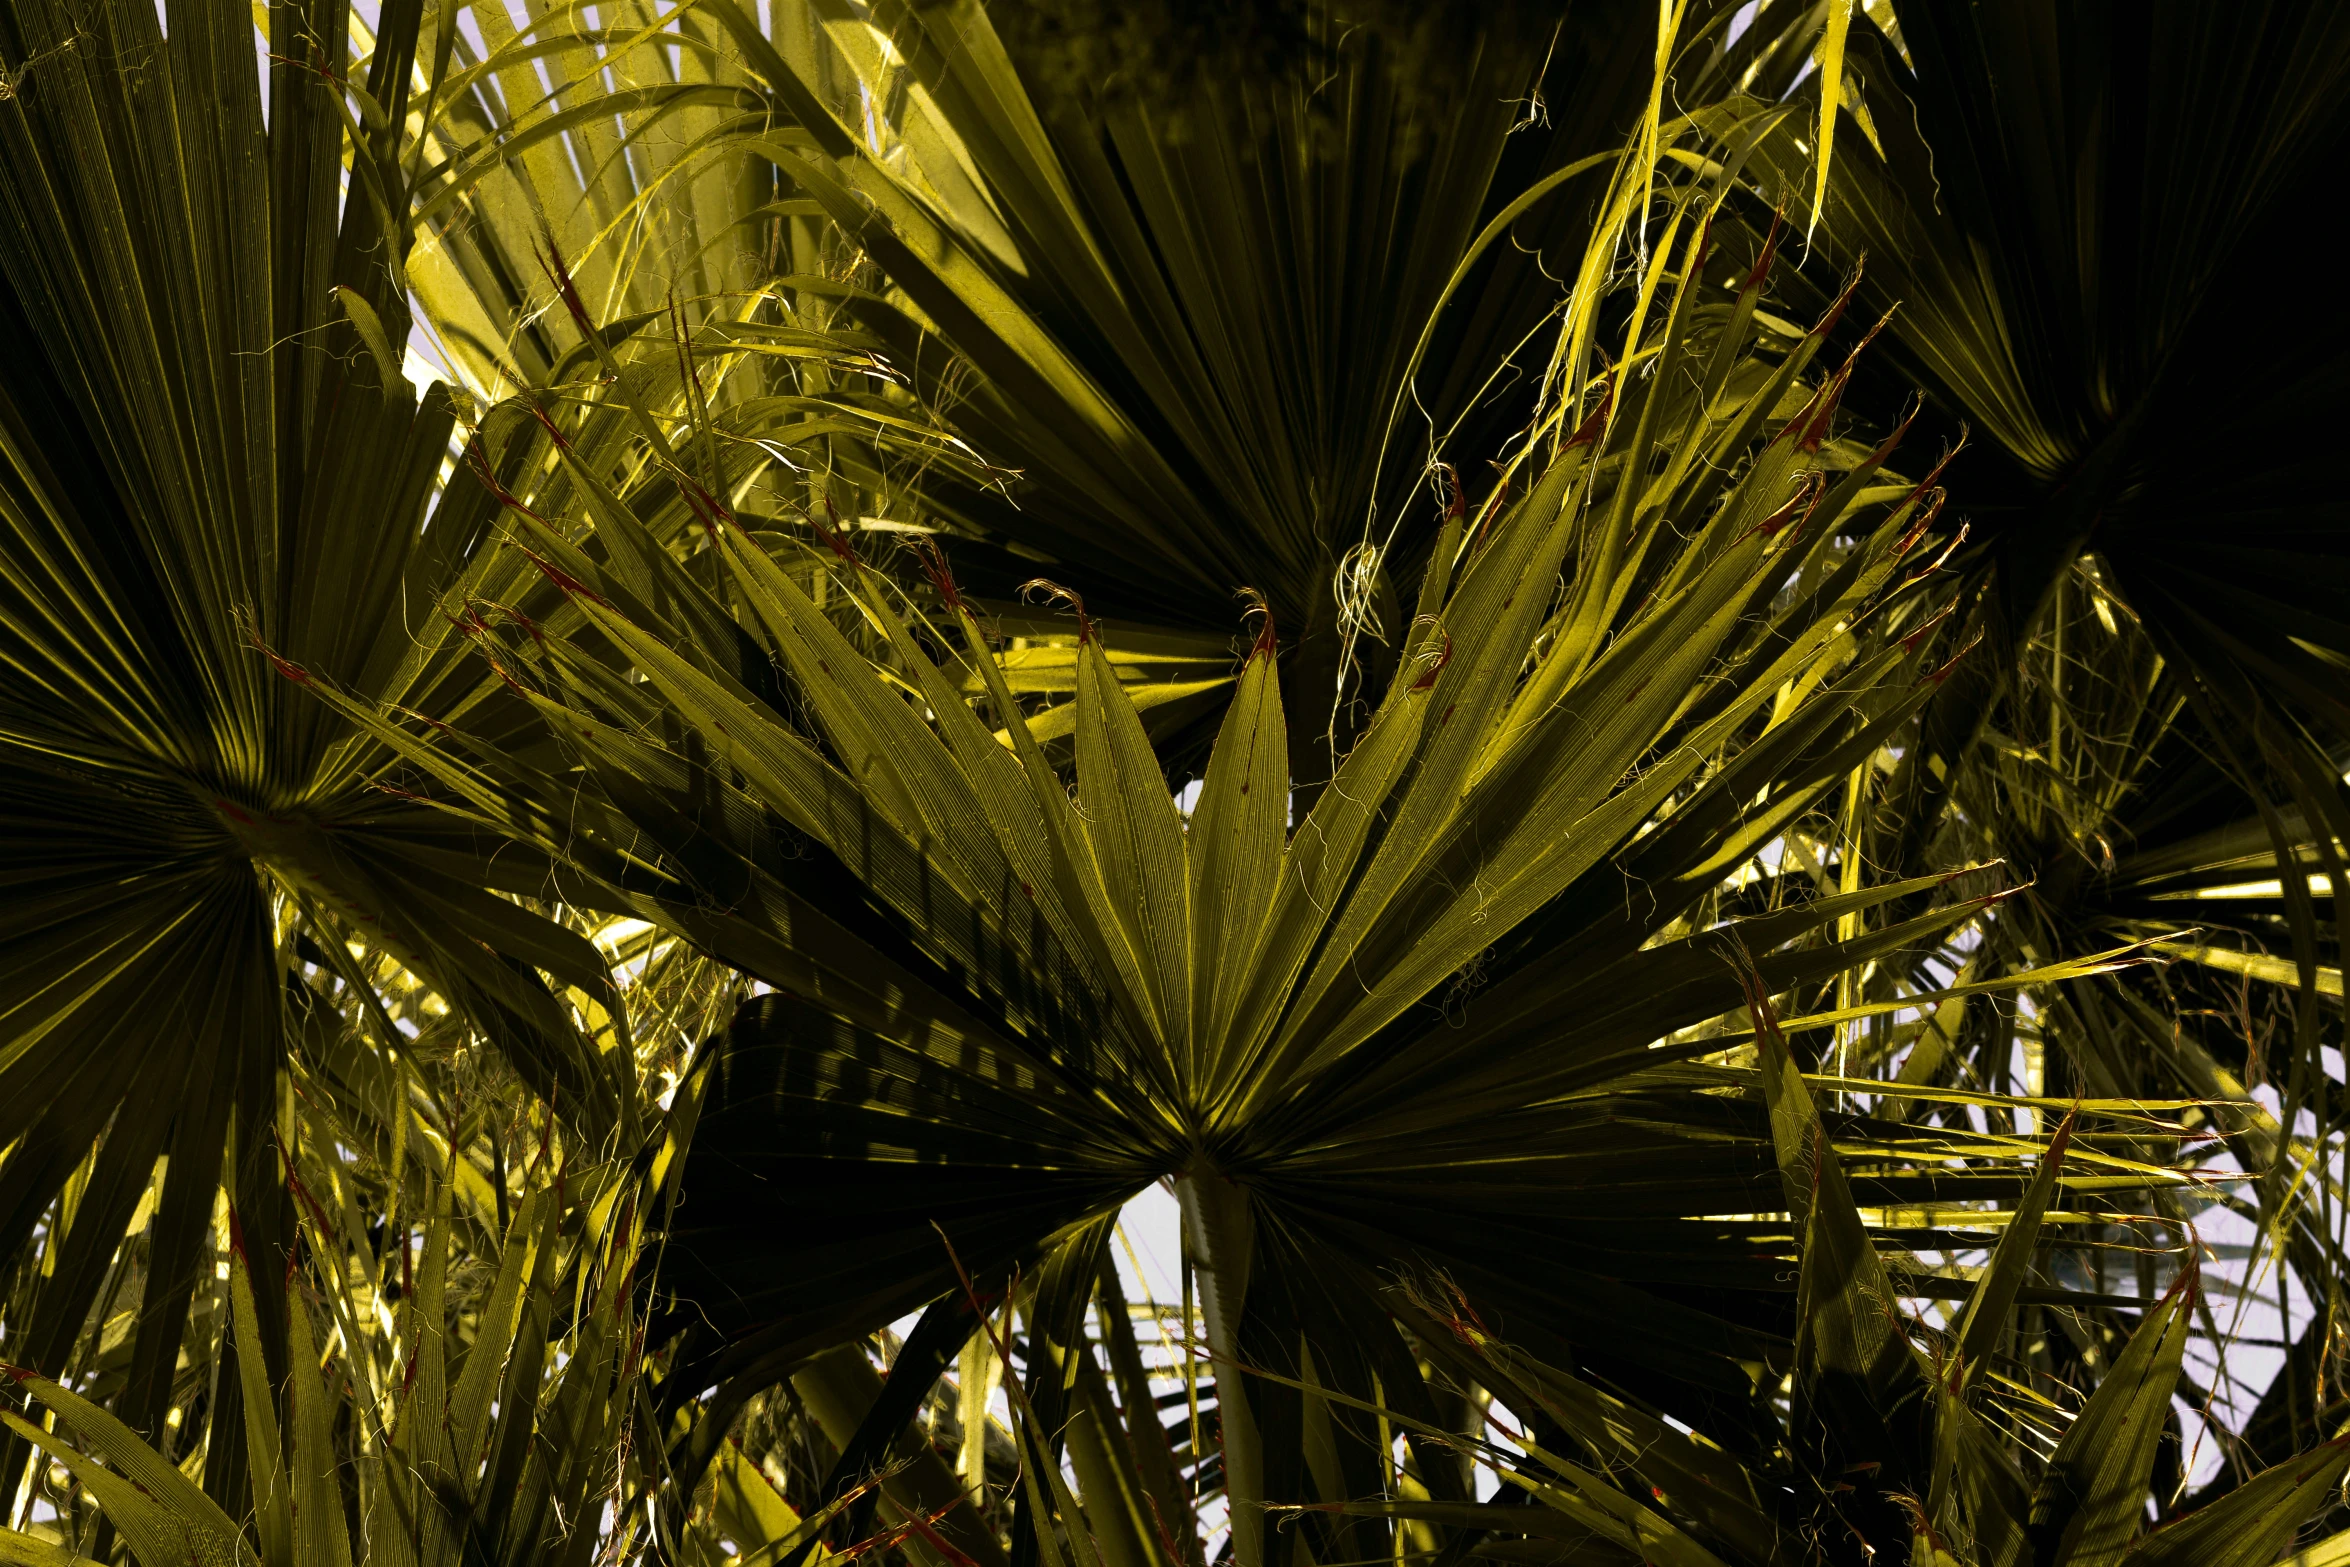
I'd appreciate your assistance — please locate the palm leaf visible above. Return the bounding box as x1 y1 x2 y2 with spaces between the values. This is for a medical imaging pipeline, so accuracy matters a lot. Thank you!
491 0 1877 791
0 0 641 1501
314 148 2176 1566
1719 0 2350 1110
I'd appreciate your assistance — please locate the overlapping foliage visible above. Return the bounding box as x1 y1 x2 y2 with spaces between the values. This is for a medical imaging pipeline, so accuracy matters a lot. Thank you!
0 0 655 1519
7 2 2350 1566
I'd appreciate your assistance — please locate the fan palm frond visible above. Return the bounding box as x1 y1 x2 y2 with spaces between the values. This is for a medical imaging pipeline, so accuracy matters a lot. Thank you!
299 143 2210 1563
0 0 660 1498
1719 0 2350 1098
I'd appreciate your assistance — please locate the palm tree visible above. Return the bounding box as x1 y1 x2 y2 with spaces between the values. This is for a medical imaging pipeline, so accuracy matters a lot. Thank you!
1 960 706 1565
8 3 2350 1564
1328 1059 2350 1567
305 135 2228 1558
1711 2 2350 1490
0 0 987 1521
1729 0 2350 1087
465 0 1872 796
0 0 698 1506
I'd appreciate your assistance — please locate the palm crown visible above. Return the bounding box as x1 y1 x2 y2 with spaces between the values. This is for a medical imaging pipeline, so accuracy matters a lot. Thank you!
7 4 2350 1565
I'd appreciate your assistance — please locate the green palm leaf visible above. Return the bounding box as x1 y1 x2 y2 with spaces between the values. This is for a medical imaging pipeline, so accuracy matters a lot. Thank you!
1722 0 2350 1078
308 160 2182 1564
537 0 1863 790
0 0 639 1496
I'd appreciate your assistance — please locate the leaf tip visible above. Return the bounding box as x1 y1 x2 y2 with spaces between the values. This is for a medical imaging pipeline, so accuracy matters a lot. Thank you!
1019 578 1094 645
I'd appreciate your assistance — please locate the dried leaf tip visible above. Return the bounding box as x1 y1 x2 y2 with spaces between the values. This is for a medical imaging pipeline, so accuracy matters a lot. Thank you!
1961 880 2025 916
1747 470 1828 542
535 235 594 338
1741 199 1787 292
1409 619 1452 690
1924 628 1983 686
465 438 554 526
1565 367 1617 450
1728 939 1789 1056
517 546 611 608
1433 1276 1492 1348
1470 469 1515 557
2046 1103 2081 1155
1237 587 1277 661
913 537 966 613
1020 578 1094 645
2158 1247 2202 1310
1397 1272 1492 1348
1869 393 1925 467
1896 489 1951 557
810 494 860 564
444 600 495 641
525 399 573 453
1810 256 1867 339
1795 304 1899 453
1900 427 1967 515
679 475 734 538
1898 601 1955 654
249 630 313 686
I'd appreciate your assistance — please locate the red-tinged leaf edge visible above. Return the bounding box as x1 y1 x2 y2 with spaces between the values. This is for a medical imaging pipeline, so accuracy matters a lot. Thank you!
1019 578 1095 646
